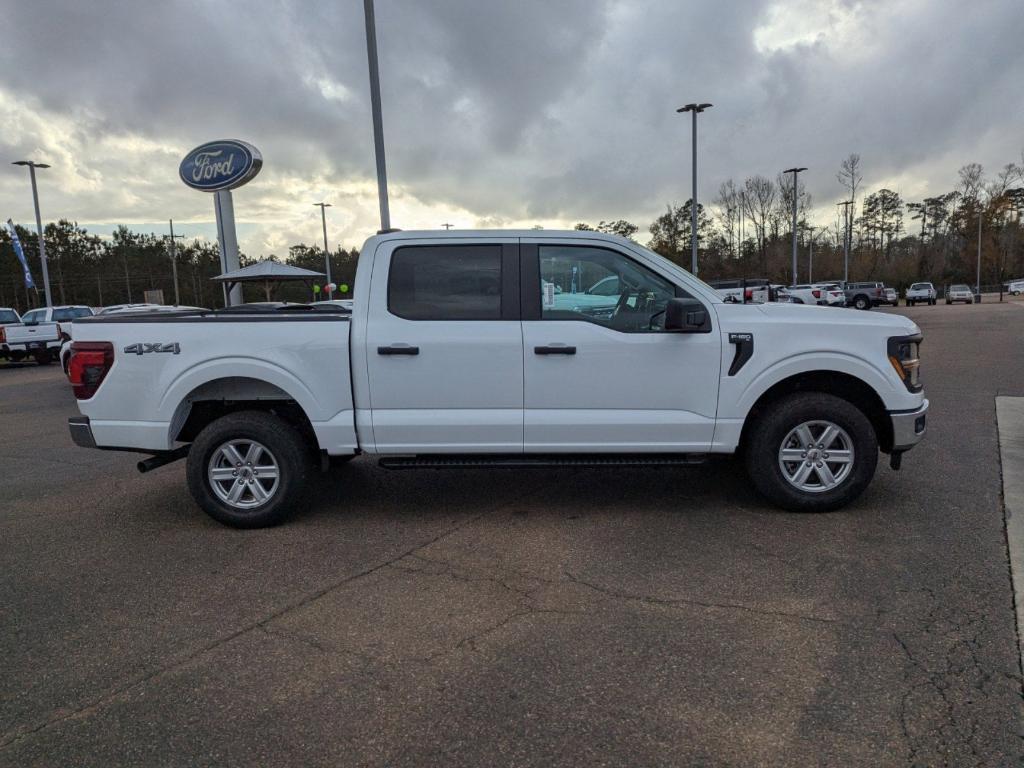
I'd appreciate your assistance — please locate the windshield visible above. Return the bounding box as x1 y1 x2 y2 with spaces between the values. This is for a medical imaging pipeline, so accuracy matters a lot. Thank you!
0 310 20 324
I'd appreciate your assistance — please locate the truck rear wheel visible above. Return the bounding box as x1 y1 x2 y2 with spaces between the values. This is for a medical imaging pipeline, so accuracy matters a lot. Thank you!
186 411 310 528
744 392 878 513
853 295 870 310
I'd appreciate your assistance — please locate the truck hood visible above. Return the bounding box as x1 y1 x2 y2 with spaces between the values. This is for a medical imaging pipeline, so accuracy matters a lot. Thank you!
719 301 920 335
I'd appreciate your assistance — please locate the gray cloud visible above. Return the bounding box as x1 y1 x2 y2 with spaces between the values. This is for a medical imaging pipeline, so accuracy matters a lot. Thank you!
0 0 1022 252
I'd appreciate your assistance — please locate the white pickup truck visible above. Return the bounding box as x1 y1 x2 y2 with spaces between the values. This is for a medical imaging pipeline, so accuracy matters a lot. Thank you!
0 308 62 364
67 230 928 528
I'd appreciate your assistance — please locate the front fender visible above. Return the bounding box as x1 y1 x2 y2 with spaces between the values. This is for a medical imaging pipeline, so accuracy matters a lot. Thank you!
721 351 912 419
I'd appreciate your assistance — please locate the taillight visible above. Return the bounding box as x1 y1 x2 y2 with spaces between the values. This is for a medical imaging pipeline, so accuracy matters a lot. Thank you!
0 326 5 344
812 289 821 299
744 289 753 300
69 341 114 400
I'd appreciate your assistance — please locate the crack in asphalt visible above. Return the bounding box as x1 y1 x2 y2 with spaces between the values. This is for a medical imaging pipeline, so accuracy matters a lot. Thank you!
893 579 1024 766
562 570 844 627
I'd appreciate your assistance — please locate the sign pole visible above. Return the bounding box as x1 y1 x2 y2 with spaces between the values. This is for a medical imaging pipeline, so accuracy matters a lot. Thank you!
214 191 243 306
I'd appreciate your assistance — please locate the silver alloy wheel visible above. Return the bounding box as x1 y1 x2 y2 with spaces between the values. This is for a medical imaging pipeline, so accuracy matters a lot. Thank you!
208 439 280 510
777 420 855 493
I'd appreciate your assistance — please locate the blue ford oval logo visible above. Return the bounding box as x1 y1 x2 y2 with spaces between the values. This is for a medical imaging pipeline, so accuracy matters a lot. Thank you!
179 139 263 192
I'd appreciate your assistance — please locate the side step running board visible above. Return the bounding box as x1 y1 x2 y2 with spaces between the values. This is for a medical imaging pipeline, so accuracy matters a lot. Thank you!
379 454 707 470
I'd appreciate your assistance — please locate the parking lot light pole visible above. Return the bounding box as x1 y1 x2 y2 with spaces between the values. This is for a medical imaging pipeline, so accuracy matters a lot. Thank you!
165 220 185 305
837 200 853 282
364 0 391 232
12 160 53 307
784 167 807 285
976 208 982 301
676 103 712 274
314 202 334 299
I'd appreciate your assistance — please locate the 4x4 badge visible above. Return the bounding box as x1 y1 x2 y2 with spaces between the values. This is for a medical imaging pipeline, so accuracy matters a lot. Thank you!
123 343 180 355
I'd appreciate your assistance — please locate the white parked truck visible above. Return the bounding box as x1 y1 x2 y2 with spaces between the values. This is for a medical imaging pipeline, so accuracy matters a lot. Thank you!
67 230 928 528
0 308 62 364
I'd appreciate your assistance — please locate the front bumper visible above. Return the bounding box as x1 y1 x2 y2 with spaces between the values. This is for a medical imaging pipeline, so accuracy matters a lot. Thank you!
68 416 97 448
890 399 929 451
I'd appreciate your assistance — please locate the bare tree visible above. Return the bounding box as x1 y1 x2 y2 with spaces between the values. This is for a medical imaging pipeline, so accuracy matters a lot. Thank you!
715 180 741 257
741 175 775 274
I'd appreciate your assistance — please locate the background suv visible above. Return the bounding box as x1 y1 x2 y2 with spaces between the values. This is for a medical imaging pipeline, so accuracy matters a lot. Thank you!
946 284 974 304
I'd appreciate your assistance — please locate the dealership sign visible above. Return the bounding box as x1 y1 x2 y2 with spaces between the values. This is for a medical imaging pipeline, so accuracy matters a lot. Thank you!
179 139 262 192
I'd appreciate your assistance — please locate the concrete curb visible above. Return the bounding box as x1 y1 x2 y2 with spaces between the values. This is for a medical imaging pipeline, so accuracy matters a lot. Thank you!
996 396 1024 676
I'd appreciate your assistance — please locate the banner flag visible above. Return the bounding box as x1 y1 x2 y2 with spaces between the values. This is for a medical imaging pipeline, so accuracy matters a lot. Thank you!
5 219 35 289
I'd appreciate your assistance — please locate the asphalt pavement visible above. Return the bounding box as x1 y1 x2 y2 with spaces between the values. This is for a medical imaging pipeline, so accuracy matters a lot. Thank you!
2 300 1024 767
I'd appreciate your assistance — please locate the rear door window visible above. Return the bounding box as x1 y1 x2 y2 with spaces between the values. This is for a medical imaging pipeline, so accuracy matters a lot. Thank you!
388 245 502 320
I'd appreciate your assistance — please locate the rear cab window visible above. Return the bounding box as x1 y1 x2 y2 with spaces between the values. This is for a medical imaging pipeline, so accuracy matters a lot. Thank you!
388 245 503 320
53 307 93 322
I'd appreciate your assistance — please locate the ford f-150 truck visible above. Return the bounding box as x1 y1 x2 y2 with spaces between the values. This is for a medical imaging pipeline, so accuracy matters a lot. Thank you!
66 230 928 528
0 310 62 364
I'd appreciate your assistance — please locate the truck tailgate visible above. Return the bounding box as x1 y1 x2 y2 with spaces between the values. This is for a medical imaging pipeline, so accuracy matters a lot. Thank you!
4 322 61 345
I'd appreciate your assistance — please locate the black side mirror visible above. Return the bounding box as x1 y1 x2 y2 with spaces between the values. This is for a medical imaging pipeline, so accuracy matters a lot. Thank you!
664 297 711 333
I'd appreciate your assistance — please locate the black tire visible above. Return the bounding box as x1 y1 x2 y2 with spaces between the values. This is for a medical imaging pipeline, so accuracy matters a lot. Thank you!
906 299 913 307
34 351 51 365
929 298 936 306
186 410 311 528
853 295 870 310
744 392 878 513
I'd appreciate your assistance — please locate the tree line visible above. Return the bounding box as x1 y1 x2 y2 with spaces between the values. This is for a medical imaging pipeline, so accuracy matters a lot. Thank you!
2 152 1023 313
577 153 1024 289
0 223 360 312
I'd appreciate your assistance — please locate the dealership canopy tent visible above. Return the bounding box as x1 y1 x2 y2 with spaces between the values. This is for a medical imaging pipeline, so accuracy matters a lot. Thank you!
211 261 326 302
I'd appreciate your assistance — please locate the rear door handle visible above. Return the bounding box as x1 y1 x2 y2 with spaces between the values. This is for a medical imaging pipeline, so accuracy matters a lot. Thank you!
377 344 419 356
534 345 576 355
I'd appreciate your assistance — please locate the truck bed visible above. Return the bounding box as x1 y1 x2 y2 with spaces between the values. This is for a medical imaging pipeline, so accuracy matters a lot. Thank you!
71 309 356 453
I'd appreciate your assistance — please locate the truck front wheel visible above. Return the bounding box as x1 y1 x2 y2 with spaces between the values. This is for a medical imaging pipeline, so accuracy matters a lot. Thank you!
744 392 878 513
186 411 311 528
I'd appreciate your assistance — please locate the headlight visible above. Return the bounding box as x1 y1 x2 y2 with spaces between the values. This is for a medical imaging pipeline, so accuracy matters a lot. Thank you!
888 333 922 392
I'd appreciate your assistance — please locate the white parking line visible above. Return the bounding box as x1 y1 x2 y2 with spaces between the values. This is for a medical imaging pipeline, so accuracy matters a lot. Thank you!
997 396 1024 674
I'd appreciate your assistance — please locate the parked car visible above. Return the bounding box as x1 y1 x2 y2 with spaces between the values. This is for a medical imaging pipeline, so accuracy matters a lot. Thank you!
946 284 974 304
1004 279 1024 296
706 278 772 304
67 229 928 528
19 305 94 340
786 284 846 306
96 303 163 315
906 282 936 306
880 287 899 307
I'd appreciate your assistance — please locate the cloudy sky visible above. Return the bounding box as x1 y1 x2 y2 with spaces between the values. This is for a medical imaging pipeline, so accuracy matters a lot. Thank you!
1 0 1022 255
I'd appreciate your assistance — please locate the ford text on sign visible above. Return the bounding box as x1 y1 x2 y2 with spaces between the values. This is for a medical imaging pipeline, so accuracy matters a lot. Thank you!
179 140 263 192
